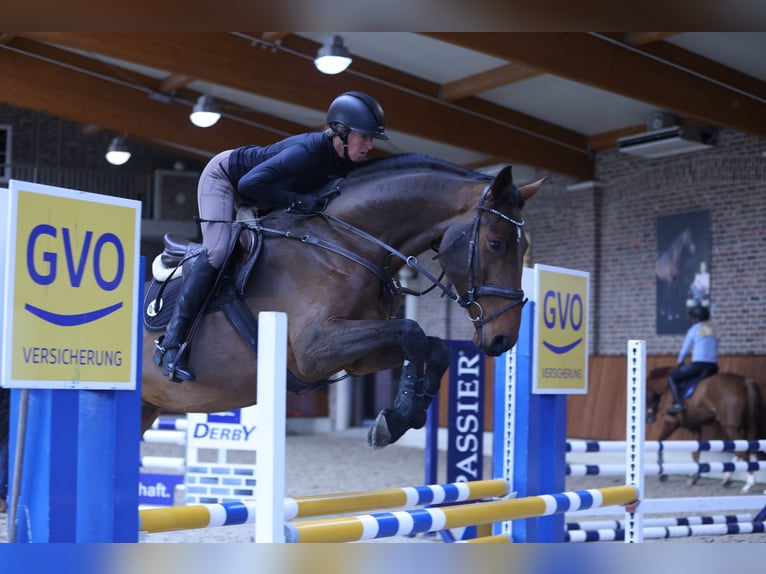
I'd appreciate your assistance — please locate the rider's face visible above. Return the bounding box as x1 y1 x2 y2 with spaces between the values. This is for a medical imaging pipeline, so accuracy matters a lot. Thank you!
344 131 375 162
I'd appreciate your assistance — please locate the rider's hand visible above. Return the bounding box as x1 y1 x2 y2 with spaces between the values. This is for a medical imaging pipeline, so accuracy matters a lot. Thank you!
292 194 324 214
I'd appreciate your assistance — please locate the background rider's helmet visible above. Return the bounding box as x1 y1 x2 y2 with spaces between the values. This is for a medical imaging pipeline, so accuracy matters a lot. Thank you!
327 91 388 140
689 305 710 322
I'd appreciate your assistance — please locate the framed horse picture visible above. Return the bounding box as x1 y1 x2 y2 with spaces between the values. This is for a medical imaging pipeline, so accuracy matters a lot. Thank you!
656 210 711 334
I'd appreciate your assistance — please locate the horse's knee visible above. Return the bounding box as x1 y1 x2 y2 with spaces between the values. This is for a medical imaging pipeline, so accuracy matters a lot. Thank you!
427 337 450 371
401 319 428 360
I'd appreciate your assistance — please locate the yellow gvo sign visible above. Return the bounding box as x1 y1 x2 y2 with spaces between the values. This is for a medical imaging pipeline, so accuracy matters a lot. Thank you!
533 264 589 394
2 181 141 389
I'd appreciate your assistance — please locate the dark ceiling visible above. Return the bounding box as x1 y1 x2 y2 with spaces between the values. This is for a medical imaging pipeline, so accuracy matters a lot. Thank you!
1 32 764 182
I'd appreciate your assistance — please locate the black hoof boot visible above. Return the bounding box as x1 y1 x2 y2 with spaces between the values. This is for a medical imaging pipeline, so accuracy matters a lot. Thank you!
367 362 428 449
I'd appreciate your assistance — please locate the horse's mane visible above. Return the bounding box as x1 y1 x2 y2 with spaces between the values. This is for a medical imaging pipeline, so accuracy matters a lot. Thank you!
344 153 493 185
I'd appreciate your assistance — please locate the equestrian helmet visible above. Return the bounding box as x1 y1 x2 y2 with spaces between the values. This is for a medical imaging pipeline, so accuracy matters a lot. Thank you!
327 91 388 140
689 305 710 321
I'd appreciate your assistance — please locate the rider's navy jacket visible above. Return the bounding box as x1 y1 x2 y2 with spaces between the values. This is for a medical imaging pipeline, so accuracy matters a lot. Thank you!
229 132 352 208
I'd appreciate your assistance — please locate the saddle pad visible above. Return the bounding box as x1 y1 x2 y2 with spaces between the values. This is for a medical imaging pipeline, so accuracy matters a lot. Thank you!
143 278 181 331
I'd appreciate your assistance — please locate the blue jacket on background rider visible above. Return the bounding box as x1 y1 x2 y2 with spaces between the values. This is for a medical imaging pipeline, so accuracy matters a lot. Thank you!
666 305 718 414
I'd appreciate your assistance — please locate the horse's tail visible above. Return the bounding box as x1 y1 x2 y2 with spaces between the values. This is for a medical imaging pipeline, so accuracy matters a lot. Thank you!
744 378 766 448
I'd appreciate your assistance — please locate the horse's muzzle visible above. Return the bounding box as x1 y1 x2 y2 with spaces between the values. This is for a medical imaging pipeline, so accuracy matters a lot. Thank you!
477 332 517 357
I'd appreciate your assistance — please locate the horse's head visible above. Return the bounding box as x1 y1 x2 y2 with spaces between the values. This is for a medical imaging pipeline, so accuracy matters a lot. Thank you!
645 366 672 423
437 166 544 356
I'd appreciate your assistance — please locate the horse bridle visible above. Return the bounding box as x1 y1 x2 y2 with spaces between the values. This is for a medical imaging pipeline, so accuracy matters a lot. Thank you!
253 185 527 325
454 185 527 327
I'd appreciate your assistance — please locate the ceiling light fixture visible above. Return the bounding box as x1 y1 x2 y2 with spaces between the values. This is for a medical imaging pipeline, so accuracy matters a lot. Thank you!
105 136 131 166
314 35 352 75
189 95 221 128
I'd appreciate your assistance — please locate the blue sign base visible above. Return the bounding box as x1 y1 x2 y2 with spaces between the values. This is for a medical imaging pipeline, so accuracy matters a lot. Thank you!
9 387 141 542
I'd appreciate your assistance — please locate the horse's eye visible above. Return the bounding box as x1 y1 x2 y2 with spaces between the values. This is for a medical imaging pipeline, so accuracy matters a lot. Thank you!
488 239 505 252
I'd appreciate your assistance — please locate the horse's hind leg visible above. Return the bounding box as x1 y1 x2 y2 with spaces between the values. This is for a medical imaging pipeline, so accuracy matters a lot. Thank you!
368 337 450 449
726 451 755 493
141 403 163 436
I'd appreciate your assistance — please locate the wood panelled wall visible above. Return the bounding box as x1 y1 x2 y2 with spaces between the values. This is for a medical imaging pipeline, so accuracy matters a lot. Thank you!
567 355 766 440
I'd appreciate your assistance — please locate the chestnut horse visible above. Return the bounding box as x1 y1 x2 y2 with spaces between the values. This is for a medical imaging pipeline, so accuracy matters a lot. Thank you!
645 366 766 493
141 154 543 449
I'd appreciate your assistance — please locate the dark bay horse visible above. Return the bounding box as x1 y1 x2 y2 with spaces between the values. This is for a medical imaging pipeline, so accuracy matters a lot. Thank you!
141 154 544 449
645 365 765 493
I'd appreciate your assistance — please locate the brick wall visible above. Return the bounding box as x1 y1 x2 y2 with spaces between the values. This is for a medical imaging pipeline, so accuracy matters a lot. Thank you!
0 104 205 277
521 128 766 356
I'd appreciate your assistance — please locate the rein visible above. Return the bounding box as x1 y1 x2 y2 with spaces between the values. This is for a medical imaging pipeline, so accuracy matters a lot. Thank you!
250 185 527 325
254 215 460 313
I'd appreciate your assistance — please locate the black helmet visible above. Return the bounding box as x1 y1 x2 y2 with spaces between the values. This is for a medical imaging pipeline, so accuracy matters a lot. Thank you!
689 305 710 321
327 91 388 140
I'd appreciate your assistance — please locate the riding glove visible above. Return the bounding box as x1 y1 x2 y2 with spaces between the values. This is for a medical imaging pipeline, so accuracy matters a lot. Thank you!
291 194 325 214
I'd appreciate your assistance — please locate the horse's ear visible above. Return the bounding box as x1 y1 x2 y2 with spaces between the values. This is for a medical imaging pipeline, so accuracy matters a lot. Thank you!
488 167 545 203
518 176 547 201
487 165 514 202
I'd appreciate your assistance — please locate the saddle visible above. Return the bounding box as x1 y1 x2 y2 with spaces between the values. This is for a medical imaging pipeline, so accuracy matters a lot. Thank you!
681 379 700 400
157 224 260 296
680 367 717 400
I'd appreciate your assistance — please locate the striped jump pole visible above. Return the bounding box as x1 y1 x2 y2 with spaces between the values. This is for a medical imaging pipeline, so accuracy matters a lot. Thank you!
139 456 185 471
285 485 638 543
567 439 766 453
567 513 757 531
139 479 510 533
567 460 766 477
566 521 766 542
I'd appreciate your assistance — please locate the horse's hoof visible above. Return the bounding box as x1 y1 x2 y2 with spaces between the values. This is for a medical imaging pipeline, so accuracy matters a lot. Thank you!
367 409 414 449
659 474 668 483
368 411 393 449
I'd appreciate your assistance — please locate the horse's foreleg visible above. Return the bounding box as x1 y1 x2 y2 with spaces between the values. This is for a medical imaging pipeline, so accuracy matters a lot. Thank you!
687 450 701 486
368 336 450 449
295 317 443 449
657 448 668 482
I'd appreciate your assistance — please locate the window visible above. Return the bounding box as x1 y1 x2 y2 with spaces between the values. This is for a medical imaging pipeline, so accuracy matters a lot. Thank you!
0 125 11 184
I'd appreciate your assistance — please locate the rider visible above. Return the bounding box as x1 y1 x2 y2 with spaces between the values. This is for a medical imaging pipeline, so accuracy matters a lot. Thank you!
666 304 718 414
153 91 388 382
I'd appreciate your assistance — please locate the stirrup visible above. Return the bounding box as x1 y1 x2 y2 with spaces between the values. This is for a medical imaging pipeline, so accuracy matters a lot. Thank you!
666 403 684 414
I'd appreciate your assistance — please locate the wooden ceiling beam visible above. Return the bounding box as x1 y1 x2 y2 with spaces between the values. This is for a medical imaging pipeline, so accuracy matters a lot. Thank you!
623 32 678 46
440 63 541 101
159 73 194 94
423 33 766 139
0 48 289 159
13 32 593 179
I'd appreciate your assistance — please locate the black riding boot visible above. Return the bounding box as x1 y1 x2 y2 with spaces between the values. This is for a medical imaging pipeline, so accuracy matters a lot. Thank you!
666 377 685 414
152 256 219 382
